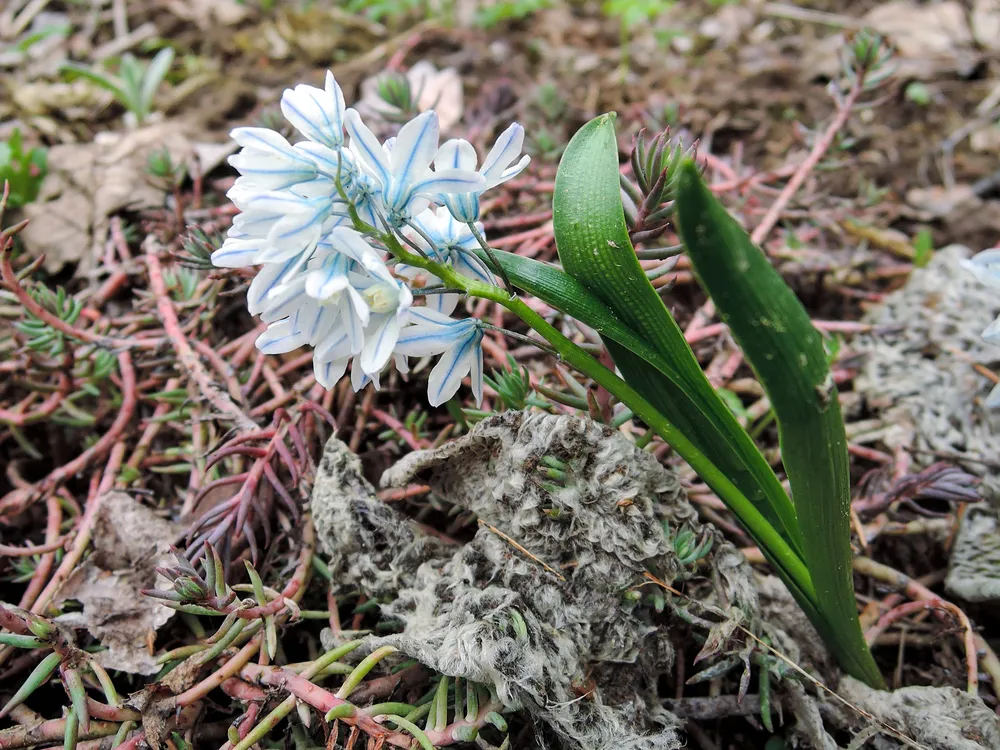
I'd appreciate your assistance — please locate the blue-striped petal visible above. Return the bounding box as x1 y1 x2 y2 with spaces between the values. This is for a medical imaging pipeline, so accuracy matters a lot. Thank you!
256 316 309 355
228 150 316 189
435 138 478 172
294 141 355 182
247 253 305 315
314 353 349 390
387 111 440 208
345 109 390 186
426 329 478 407
453 249 496 286
360 313 402 374
211 237 262 268
414 169 485 197
480 123 526 185
441 192 479 223
280 74 346 149
394 317 474 358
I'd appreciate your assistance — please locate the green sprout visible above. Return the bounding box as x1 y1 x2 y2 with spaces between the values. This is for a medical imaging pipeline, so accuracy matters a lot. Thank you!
61 47 175 125
0 129 47 211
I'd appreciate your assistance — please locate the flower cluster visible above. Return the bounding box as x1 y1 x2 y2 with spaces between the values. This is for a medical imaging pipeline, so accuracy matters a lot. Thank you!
963 249 1000 406
212 71 529 406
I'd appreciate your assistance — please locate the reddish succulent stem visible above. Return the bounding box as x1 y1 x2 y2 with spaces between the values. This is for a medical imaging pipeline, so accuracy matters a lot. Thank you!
0 351 138 518
145 248 258 434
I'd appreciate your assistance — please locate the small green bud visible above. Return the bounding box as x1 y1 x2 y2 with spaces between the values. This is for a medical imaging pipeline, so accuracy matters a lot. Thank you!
376 72 414 113
484 711 507 732
174 576 207 601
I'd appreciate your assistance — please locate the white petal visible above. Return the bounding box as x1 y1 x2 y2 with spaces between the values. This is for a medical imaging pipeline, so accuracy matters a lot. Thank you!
469 333 484 406
435 138 478 172
480 123 525 185
431 292 460 316
231 127 297 155
341 290 368 354
247 255 303 315
305 257 351 301
345 109 390 186
294 141 352 180
256 318 309 355
266 207 326 252
351 357 374 392
390 111 440 182
228 150 314 188
314 354 348 390
963 250 1000 290
255 239 311 265
441 193 478 224
280 82 345 149
492 154 531 187
325 71 347 113
259 274 308 323
344 282 371 327
414 169 486 197
360 313 402 374
327 226 393 280
394 353 410 375
426 331 477 407
394 319 468 358
211 237 261 268
315 327 352 363
454 249 496 286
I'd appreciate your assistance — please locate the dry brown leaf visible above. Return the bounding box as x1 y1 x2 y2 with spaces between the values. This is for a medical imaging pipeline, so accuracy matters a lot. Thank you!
163 0 251 28
19 121 234 273
803 1 980 81
357 60 464 132
972 0 1000 52
52 492 184 675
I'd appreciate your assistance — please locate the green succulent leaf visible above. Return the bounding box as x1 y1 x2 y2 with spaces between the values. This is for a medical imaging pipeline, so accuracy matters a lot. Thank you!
547 113 802 555
674 158 883 688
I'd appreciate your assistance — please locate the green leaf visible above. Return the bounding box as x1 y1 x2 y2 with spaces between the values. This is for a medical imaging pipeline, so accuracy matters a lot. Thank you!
674 158 883 688
549 113 803 557
140 48 175 120
60 62 126 101
913 228 934 268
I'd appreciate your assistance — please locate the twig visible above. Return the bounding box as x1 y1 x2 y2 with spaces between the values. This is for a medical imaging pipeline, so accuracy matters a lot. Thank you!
0 351 138 517
145 243 258 434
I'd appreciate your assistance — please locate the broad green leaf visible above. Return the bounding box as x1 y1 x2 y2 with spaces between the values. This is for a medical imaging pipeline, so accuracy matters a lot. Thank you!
549 113 803 558
674 158 883 688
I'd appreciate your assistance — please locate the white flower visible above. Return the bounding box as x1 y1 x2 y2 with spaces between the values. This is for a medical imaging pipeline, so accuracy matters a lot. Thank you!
214 67 522 407
355 274 413 375
280 71 348 150
399 207 495 315
344 109 486 227
436 123 530 223
394 308 484 406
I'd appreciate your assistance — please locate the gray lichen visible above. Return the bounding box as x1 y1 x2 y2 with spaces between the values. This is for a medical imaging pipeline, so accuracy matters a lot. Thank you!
854 244 999 472
312 412 759 750
788 677 1000 750
853 245 1000 605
